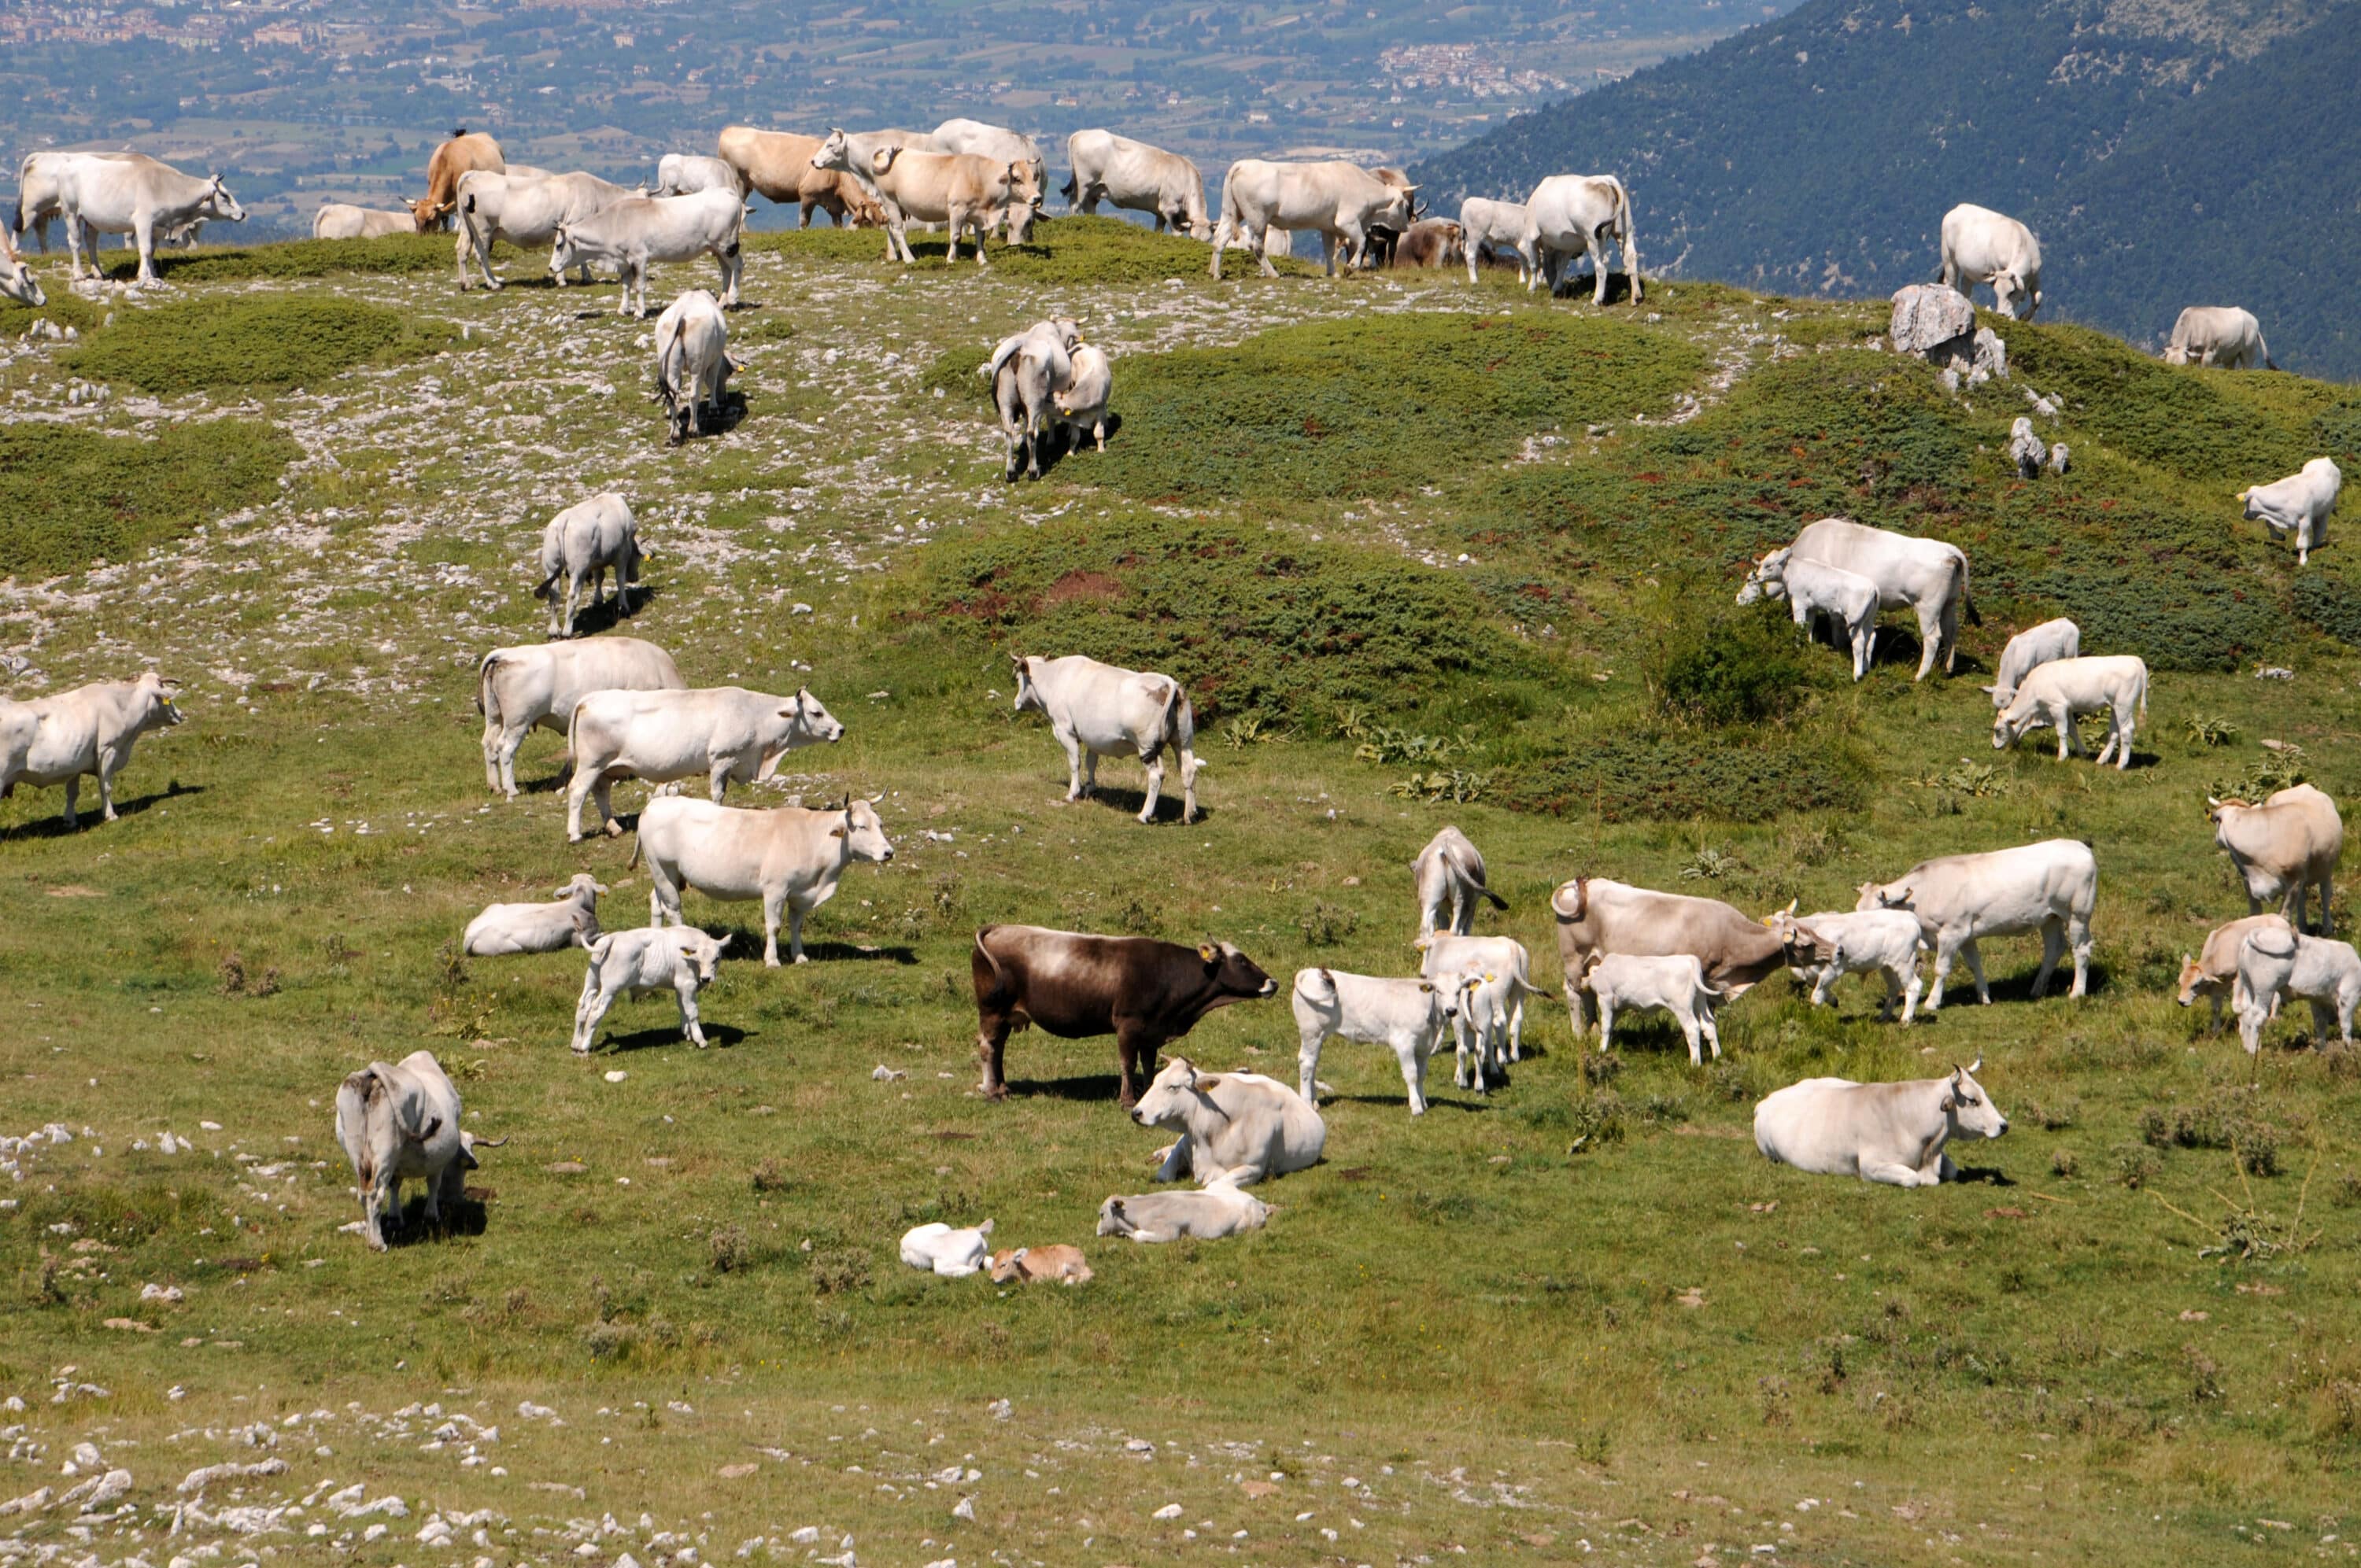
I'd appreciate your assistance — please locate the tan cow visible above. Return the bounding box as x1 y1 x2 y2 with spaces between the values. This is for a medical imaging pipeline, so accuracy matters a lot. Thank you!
2176 913 2292 1031
715 126 886 229
1549 876 1789 1036
2209 784 2344 933
409 129 505 231
815 133 1032 266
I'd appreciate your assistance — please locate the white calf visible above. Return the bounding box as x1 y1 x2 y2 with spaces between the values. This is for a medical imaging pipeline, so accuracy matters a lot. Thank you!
570 928 730 1053
462 873 605 957
1095 1179 1269 1243
1738 550 1879 680
900 1219 995 1278
2234 927 2361 1054
1579 953 1724 1064
1771 906 1927 1023
1992 655 2148 770
1414 932 1536 1085
1291 966 1466 1116
1984 617 2079 708
2237 458 2340 566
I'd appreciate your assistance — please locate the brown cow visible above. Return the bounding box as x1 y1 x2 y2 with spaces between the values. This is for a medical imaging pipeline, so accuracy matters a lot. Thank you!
410 129 505 231
1550 876 1790 1037
715 125 887 229
1390 218 1465 270
970 924 1278 1107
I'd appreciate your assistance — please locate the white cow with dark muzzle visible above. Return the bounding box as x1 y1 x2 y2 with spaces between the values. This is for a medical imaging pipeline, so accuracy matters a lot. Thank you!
549 188 745 318
1754 1059 2008 1186
1938 203 2043 319
571 926 731 1052
1291 966 1468 1116
2237 458 2339 566
633 794 894 966
534 493 646 640
564 684 844 841
0 671 184 828
475 636 685 799
1991 655 2148 770
462 873 607 957
1010 653 1199 824
334 1050 497 1250
1857 838 2097 1007
1131 1057 1325 1186
2164 307 2274 371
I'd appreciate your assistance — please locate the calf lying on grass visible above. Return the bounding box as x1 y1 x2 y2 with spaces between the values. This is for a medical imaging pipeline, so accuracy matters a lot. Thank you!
901 1219 995 1278
988 1245 1092 1286
1096 1180 1269 1243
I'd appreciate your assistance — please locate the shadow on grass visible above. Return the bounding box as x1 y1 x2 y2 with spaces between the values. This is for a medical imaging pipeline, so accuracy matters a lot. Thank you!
1006 1072 1127 1102
383 1194 489 1247
556 582 660 640
2 780 206 838
1329 1093 1493 1114
1071 782 1206 825
600 1022 750 1053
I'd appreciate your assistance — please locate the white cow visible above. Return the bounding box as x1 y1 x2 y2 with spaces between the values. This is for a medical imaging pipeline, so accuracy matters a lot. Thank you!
0 228 41 307
535 493 646 640
334 1050 493 1251
2209 784 2343 933
549 188 745 318
803 130 946 260
451 168 637 288
634 794 894 967
475 636 685 799
1753 1060 2009 1186
930 118 1046 240
50 153 244 283
1768 906 1928 1023
2177 913 2293 1031
2237 458 2339 566
652 288 735 445
1063 130 1210 237
1856 838 2098 1007
570 926 731 1053
987 318 1081 481
1785 516 1972 681
312 203 418 239
1521 173 1640 304
2163 307 2275 370
2234 927 2361 1053
565 685 843 841
1992 655 2149 770
1458 197 1533 286
1291 965 1469 1116
1096 1179 1269 1243
1414 932 1537 1085
655 153 742 197
1736 549 1881 680
1010 653 1199 824
900 1219 996 1278
1578 953 1724 1064
1413 825 1509 937
1938 203 2044 319
1131 1057 1326 1186
1054 342 1114 454
462 873 606 957
0 671 183 828
1984 617 2079 708
1208 160 1415 279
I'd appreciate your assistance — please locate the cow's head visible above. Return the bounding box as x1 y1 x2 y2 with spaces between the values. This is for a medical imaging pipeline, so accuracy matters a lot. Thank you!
831 796 895 864
1009 655 1041 714
1993 271 2040 320
0 231 45 308
681 931 731 985
2204 795 2252 829
781 685 844 745
548 224 579 277
2174 953 2212 1007
132 671 186 732
1196 939 1278 1002
1735 548 1790 607
1991 695 2041 751
812 129 850 172
1939 1057 2008 1140
1131 1055 1214 1128
203 175 246 225
407 194 448 230
2163 344 2190 367
558 873 609 902
1004 162 1044 242
1856 880 1909 913
988 1247 1027 1284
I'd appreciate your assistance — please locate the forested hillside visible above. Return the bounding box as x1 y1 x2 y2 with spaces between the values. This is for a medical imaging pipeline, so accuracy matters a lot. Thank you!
1411 0 2361 380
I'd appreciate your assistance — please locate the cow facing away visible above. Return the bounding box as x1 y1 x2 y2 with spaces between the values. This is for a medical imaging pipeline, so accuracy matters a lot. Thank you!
462 873 606 957
54 154 244 284
2164 306 2275 370
1458 197 1534 286
634 794 894 967
0 671 183 828
333 1051 497 1250
987 319 1082 481
1549 876 1789 1036
654 153 740 197
1063 130 1210 237
534 493 646 640
1011 654 1199 824
1131 1057 1326 1186
1754 1060 2008 1186
1938 203 2044 319
1786 516 1973 681
564 684 843 841
1291 966 1468 1116
549 188 745 318
969 924 1279 1107
1096 1179 1269 1243
1985 618 2080 709
475 636 685 799
2234 927 2361 1053
1208 160 1415 279
1521 173 1640 304
1053 343 1114 455
410 129 505 231
2176 913 2293 1031
2209 784 2342 933
2237 458 2340 566
652 289 736 445
312 203 419 240
1857 838 2098 1007
1992 655 2149 770
571 927 730 1053
1413 825 1508 937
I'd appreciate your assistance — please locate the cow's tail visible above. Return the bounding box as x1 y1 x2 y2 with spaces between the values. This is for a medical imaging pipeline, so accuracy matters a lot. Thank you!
971 926 1009 994
532 563 563 601
1155 678 1188 760
2260 333 2279 372
1059 171 1077 205
2136 664 2150 720
626 832 644 871
1478 885 1509 912
334 1067 384 1185
474 649 504 718
1953 552 1980 627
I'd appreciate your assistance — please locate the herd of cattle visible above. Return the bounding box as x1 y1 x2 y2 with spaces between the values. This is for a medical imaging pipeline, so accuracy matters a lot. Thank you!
2 122 2355 1266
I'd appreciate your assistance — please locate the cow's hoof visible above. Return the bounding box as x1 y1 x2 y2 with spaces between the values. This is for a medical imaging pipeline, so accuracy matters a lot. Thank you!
603 822 623 839
981 1083 1009 1101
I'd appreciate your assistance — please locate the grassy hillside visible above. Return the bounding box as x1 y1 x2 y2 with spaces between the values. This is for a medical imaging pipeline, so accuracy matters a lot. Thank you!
1409 0 2361 381
1 220 2358 1566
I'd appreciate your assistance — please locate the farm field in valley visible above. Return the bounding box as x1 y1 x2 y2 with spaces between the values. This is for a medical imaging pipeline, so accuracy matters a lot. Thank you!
1 221 2359 1566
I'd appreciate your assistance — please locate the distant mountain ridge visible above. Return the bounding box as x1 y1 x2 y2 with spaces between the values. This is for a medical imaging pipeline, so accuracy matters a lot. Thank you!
1411 0 2361 380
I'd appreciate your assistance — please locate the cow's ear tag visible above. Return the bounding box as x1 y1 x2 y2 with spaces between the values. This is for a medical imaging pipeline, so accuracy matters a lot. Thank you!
1198 943 1217 963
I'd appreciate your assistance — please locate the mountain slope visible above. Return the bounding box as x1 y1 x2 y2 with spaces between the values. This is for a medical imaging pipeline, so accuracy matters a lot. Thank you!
1410 0 2361 379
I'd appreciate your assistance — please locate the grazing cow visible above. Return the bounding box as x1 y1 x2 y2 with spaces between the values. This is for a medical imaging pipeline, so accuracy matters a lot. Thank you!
988 1245 1092 1286
475 636 685 799
1579 953 1724 1064
53 153 243 284
987 318 1082 481
1754 1059 2008 1186
1521 174 1640 304
1938 203 2044 319
2177 913 2293 1031
1063 130 1210 237
2209 784 2343 933
0 230 40 307
1010 653 1199 824
564 684 842 841
900 1219 995 1278
634 794 894 967
1785 516 1973 680
1458 197 1533 285
1413 825 1508 938
1208 160 1416 279
312 203 417 240
2164 306 2275 370
2237 458 2340 566
1132 1057 1326 1186
333 1051 497 1251
969 924 1279 1107
1984 617 2080 709
534 493 646 640
652 288 736 445
1414 932 1536 1084
570 927 730 1053
549 188 745 318
1737 549 1881 680
1549 876 1789 1035
654 153 740 197
409 128 505 231
816 138 1032 267
1856 838 2098 1006
1390 218 1465 270
1096 1179 1269 1243
453 169 641 290
1053 342 1114 454
1768 906 1929 1023
1291 965 1468 1116
930 119 1047 240
0 671 183 828
462 873 606 957
715 127 888 229
1992 655 2149 769
2234 926 2361 1053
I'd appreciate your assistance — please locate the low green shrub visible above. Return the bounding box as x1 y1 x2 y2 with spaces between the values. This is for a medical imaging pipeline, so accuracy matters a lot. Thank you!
2293 570 2361 648
1497 731 1867 824
1646 597 1808 725
65 296 454 394
750 215 1298 286
0 420 297 577
2008 322 2318 482
95 233 456 283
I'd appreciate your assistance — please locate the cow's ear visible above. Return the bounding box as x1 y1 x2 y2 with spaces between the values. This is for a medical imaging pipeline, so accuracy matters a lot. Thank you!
714 933 733 951
1198 943 1217 963
1195 1075 1221 1090
1417 982 1435 993
1938 1092 1957 1112
828 824 848 839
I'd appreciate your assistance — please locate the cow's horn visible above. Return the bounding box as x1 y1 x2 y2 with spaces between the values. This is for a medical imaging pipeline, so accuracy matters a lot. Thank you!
472 1135 510 1149
1967 1055 1982 1074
